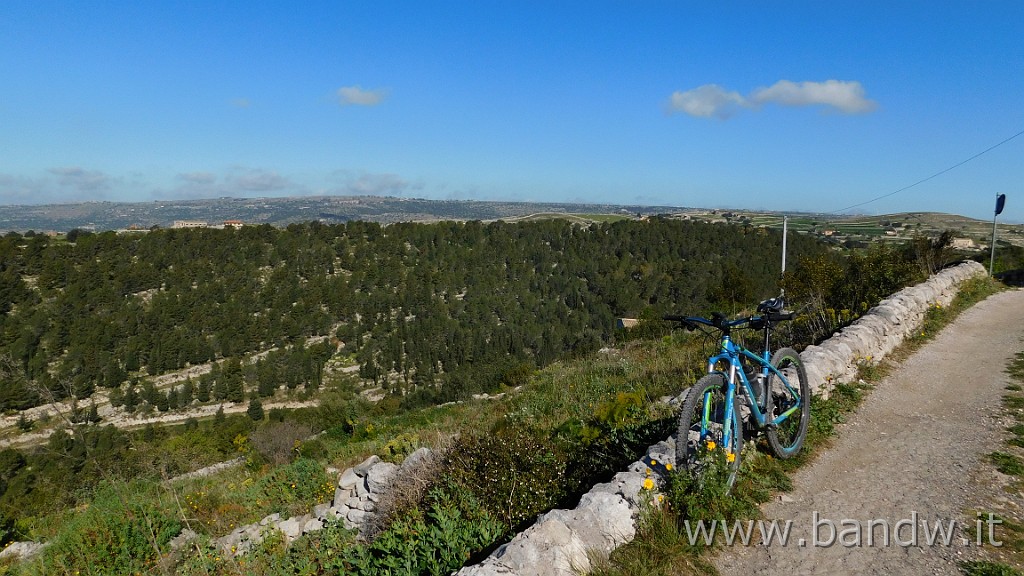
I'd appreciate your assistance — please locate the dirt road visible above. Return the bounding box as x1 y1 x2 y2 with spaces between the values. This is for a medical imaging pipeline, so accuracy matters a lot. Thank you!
713 288 1024 575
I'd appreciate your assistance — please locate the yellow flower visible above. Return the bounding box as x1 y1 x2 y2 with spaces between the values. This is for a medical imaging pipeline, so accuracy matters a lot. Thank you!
645 468 651 476
665 463 673 471
706 441 716 451
726 452 736 463
650 459 658 466
643 478 655 490
657 495 664 503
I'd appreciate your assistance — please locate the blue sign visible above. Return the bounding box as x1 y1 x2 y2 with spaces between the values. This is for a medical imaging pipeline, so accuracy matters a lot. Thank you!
996 194 1006 216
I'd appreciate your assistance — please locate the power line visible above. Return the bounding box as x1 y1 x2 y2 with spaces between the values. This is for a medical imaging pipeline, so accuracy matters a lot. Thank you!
833 128 1024 214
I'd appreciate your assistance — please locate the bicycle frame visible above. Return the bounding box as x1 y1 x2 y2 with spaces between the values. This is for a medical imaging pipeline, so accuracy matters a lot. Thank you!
699 327 804 453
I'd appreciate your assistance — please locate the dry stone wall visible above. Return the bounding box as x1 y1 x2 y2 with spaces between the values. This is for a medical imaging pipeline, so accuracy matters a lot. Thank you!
799 260 985 396
210 448 429 555
456 260 987 576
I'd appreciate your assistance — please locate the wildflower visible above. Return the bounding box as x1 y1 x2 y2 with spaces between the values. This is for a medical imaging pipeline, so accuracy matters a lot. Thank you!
726 452 736 463
649 459 658 466
645 468 651 476
657 495 664 503
665 463 673 471
706 440 716 451
643 478 655 490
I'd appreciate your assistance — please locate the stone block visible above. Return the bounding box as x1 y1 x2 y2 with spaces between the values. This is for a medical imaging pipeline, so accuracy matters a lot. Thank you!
313 503 330 519
400 447 432 472
366 461 398 493
347 508 367 524
303 517 324 534
353 455 381 476
338 467 360 489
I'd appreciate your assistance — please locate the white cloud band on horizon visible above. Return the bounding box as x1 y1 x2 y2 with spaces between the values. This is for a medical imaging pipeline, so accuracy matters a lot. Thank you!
668 79 877 118
337 85 388 107
329 170 422 197
48 167 113 193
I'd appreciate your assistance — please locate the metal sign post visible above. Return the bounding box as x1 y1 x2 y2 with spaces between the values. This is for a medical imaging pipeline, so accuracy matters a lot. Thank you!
990 193 1006 276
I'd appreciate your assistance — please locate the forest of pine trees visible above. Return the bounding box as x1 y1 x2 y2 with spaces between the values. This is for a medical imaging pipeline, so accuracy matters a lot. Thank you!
0 217 831 410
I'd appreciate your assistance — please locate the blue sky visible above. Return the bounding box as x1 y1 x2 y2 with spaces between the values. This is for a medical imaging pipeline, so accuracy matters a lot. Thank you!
2 1 1022 222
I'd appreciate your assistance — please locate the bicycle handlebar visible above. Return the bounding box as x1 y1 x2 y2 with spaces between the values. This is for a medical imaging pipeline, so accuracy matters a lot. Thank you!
662 310 794 331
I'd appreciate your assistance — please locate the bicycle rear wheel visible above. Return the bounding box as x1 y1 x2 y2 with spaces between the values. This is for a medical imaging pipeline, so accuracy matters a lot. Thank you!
675 373 743 489
764 347 810 458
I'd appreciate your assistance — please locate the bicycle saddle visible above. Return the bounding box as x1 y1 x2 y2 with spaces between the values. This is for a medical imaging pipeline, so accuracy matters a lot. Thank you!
757 297 785 314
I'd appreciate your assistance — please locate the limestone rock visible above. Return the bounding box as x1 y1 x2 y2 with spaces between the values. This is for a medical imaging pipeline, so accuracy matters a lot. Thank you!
365 462 398 493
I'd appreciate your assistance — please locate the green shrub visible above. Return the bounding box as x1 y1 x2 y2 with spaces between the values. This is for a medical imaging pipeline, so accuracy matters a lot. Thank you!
960 560 1023 576
444 425 570 532
381 432 420 463
32 481 180 576
665 445 759 547
176 484 503 576
251 458 334 515
989 452 1024 476
341 484 505 575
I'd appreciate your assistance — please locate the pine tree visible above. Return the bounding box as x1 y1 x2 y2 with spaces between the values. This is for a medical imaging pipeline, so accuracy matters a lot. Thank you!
123 386 139 412
247 398 264 421
16 413 33 432
197 377 211 403
180 379 195 406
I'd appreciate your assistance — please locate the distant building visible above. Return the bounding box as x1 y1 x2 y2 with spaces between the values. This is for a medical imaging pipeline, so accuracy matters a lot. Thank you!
172 220 208 229
116 225 149 234
223 220 244 229
950 237 977 249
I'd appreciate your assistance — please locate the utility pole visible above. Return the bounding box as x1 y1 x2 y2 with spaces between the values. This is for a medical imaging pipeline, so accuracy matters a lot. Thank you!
780 215 788 296
990 194 1006 276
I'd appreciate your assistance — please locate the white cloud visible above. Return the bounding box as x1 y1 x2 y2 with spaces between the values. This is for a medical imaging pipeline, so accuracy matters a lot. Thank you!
159 169 297 200
0 168 117 204
0 174 48 204
233 170 290 192
330 170 419 196
48 167 112 193
668 85 747 119
178 172 218 185
337 85 388 107
668 79 877 119
750 80 877 113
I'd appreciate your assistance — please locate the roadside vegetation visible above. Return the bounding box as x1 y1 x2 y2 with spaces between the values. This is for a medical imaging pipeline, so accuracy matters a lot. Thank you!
960 349 1024 576
592 274 1003 576
0 218 989 574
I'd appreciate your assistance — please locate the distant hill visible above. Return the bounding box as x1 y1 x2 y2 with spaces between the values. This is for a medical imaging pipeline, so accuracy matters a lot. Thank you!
2 196 1020 248
0 196 677 233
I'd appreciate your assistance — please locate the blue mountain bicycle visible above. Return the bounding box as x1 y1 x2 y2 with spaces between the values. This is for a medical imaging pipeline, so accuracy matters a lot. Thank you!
664 297 810 487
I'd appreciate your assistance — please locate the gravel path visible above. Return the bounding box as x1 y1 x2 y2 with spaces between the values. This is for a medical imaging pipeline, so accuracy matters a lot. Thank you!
713 288 1024 576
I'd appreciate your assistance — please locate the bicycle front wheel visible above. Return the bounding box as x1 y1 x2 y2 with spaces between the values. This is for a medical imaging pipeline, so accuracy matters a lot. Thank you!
675 373 743 489
764 347 810 458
